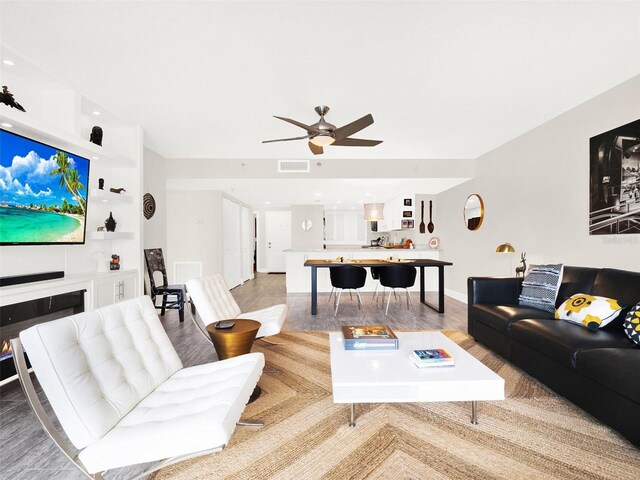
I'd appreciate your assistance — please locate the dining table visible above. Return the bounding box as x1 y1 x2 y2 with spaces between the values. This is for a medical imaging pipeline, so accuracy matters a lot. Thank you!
303 258 453 315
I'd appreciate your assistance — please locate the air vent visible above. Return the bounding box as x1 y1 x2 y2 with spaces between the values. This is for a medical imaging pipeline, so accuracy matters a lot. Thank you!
278 159 310 173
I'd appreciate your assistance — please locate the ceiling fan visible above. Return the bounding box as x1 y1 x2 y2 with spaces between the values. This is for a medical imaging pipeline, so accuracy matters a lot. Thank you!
262 106 382 155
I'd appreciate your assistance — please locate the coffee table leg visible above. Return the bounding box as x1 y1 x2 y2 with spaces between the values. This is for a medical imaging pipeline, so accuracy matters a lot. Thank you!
471 401 478 425
349 403 356 427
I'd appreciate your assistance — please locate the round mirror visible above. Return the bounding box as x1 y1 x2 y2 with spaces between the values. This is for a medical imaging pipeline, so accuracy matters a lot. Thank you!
464 194 484 231
301 219 313 231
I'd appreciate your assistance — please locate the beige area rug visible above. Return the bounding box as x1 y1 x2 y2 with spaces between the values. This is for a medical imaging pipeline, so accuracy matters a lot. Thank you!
153 331 640 480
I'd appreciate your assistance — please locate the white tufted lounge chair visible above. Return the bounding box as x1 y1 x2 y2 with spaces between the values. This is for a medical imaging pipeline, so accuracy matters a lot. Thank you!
186 274 287 345
11 296 264 479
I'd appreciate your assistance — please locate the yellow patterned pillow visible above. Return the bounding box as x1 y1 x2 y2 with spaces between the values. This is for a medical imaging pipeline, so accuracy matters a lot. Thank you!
555 294 626 331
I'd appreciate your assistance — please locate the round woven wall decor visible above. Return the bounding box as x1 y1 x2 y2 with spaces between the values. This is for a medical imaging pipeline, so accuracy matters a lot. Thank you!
143 193 156 220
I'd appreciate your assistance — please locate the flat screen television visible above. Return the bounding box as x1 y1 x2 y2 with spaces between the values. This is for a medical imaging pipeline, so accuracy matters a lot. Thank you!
0 129 90 245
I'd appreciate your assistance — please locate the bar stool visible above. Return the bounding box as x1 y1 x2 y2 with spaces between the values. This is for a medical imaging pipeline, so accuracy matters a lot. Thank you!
329 266 367 317
379 265 417 315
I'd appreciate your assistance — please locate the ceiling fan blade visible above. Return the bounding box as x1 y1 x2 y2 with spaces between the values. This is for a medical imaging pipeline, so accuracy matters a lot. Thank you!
274 116 324 135
262 135 310 144
333 114 374 141
308 141 323 155
331 138 383 147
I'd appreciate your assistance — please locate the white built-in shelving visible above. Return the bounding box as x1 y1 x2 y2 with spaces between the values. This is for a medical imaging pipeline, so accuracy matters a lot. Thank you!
0 43 143 305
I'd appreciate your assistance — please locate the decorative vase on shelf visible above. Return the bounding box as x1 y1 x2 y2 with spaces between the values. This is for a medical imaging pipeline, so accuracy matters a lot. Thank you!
90 126 103 146
105 212 117 232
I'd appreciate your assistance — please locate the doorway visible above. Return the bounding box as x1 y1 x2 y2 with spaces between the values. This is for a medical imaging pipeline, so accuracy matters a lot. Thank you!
265 211 291 273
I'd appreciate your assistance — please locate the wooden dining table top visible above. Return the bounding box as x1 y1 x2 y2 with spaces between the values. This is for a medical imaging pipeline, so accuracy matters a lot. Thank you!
304 258 453 267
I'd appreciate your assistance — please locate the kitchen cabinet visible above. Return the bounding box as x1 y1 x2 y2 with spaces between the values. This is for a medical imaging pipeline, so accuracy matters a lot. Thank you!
324 211 367 244
378 196 413 231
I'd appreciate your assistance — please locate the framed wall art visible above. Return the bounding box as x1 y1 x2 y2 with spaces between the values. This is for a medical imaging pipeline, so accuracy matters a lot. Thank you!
589 119 640 235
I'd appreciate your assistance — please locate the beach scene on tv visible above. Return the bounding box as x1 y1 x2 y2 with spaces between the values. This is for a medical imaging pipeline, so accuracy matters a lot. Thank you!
0 130 89 244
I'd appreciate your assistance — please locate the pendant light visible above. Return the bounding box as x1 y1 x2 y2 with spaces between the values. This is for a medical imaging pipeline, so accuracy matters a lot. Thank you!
363 202 385 221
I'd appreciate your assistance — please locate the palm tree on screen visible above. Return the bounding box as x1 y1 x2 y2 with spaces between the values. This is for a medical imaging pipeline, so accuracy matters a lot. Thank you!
50 151 85 215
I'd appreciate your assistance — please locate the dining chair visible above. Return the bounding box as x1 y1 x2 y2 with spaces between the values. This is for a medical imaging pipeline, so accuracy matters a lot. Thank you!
329 266 367 317
379 265 417 315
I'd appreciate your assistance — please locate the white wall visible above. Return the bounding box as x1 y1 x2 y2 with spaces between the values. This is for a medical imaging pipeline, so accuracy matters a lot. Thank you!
166 190 224 283
436 74 640 300
290 205 324 250
143 148 167 251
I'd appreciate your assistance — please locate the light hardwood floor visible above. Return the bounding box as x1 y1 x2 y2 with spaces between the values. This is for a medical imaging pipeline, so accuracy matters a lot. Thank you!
0 273 468 479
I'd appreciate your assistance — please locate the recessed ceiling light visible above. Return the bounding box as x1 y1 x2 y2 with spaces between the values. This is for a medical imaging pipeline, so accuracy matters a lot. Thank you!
0 122 13 128
2 60 15 66
365 192 372 196
314 193 321 196
332 206 337 210
357 199 363 203
265 201 271 205
336 200 342 204
92 111 101 116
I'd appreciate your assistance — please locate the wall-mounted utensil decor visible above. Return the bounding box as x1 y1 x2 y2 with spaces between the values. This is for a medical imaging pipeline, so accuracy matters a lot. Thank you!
428 200 435 233
419 201 426 233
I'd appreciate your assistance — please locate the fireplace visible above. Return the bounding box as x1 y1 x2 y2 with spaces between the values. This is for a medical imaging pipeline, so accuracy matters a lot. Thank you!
0 290 85 383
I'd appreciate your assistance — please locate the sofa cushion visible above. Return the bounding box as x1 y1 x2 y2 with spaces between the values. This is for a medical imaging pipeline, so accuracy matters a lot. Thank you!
556 294 626 331
555 266 600 307
575 348 640 404
511 319 635 368
624 302 640 346
592 268 640 307
470 304 551 334
518 264 563 313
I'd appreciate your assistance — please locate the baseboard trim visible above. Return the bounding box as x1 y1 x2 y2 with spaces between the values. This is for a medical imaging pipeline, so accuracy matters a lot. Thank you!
445 288 467 304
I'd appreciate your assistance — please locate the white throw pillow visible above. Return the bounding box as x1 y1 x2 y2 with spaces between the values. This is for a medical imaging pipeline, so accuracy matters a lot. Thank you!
555 293 625 331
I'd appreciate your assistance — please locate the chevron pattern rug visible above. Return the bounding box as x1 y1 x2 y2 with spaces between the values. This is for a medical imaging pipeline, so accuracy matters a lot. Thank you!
153 331 640 479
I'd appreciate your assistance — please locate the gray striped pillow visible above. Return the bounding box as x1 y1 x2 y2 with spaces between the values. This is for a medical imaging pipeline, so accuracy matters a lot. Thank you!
518 264 564 313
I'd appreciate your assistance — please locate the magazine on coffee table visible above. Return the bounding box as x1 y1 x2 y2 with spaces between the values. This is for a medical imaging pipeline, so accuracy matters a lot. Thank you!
342 325 399 350
411 348 455 368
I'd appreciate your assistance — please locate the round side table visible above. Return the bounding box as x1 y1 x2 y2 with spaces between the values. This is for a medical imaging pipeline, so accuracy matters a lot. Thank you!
206 319 262 402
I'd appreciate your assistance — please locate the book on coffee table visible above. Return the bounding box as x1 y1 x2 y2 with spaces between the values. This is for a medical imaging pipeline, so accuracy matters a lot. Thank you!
411 348 454 368
342 325 399 350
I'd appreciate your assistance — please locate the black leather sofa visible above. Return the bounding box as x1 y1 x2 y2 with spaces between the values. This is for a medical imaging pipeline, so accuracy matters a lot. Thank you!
468 266 640 446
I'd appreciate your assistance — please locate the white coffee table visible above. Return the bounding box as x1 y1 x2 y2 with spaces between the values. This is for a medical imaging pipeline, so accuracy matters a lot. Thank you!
329 331 504 426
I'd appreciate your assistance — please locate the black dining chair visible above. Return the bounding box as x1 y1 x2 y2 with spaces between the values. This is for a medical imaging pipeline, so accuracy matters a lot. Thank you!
144 248 186 322
379 265 417 315
329 266 367 317
370 266 384 303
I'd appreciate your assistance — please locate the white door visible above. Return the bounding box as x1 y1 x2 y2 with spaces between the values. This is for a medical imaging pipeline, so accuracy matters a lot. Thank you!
266 211 291 272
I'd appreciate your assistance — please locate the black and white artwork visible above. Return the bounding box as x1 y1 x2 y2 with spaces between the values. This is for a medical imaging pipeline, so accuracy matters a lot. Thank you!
589 119 640 235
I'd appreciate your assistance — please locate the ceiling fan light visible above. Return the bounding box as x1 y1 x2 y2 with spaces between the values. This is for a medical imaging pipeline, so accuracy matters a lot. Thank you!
309 135 335 147
363 203 384 221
